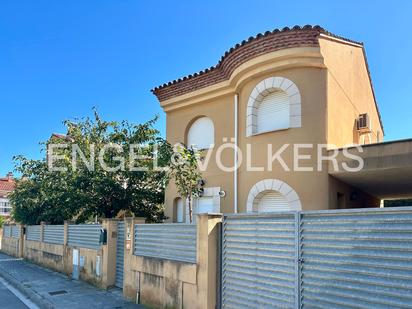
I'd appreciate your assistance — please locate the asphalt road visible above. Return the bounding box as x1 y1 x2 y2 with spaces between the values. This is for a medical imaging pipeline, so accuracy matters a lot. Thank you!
0 278 29 308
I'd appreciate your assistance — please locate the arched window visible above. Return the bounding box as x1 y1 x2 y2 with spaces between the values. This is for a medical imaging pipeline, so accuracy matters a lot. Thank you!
174 197 184 223
246 77 301 136
187 117 214 149
246 179 302 212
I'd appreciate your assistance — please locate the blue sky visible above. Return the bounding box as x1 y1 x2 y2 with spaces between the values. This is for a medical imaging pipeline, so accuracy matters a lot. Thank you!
1 1 411 176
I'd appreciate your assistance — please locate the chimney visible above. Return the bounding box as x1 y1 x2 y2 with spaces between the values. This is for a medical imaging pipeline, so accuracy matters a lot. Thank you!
6 172 13 181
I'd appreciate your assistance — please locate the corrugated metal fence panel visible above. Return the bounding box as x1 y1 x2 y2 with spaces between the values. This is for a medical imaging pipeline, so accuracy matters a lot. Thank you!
300 208 412 309
68 224 102 250
115 221 125 288
26 225 41 241
44 225 64 244
134 224 196 263
3 225 11 237
11 225 21 238
222 213 297 309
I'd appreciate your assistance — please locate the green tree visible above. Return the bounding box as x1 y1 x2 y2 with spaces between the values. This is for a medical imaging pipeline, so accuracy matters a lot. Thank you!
167 144 203 223
384 199 412 207
10 110 169 224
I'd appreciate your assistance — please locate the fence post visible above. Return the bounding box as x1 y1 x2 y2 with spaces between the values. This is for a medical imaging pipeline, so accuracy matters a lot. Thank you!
62 220 71 276
18 224 24 258
63 220 70 246
101 218 118 289
196 214 223 309
40 222 45 243
123 217 145 302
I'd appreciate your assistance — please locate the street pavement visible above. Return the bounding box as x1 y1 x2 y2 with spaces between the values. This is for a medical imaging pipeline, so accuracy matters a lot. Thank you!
0 277 33 308
0 252 144 309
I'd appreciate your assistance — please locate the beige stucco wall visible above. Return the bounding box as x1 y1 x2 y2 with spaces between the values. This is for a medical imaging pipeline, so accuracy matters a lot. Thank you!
237 67 329 212
1 236 21 257
165 60 331 216
1 220 118 290
162 40 383 217
23 240 65 273
123 215 221 309
165 93 234 220
319 37 383 147
64 246 105 287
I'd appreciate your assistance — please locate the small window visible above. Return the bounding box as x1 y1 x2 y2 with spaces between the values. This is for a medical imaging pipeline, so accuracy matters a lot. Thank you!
175 198 184 223
257 90 290 133
187 117 214 150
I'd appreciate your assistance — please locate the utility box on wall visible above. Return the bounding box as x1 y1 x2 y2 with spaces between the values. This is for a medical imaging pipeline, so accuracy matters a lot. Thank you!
99 229 107 245
96 255 101 277
72 249 79 280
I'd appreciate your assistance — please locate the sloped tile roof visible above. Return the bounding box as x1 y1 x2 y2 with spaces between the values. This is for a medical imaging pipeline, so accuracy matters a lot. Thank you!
0 180 15 193
151 25 362 101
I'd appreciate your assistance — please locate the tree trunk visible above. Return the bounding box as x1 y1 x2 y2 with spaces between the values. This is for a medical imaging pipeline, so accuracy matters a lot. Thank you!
188 196 193 224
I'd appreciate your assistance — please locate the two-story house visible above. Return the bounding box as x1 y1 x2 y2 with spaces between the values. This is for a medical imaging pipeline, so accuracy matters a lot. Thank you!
152 25 410 223
0 172 15 218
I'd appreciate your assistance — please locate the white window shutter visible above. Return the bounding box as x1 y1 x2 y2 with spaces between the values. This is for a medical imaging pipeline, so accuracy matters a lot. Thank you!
257 91 290 133
176 198 184 223
187 117 214 149
257 191 289 212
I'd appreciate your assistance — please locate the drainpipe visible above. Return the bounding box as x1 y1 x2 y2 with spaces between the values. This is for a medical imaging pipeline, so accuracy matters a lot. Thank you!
234 93 239 213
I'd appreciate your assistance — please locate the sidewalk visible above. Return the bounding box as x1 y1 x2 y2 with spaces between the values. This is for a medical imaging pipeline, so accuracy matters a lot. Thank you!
0 252 143 309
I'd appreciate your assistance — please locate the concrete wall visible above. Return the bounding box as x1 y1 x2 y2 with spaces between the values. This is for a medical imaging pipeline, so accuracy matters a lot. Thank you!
123 215 222 309
1 235 21 257
1 220 119 290
1 225 23 257
63 246 105 287
24 239 65 273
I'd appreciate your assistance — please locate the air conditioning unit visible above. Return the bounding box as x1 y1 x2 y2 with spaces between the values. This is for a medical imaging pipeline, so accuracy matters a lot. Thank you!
357 113 371 133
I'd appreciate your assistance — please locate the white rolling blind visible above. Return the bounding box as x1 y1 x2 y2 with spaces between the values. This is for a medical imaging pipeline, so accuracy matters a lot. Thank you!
187 117 214 149
176 198 184 223
257 90 290 133
257 191 289 212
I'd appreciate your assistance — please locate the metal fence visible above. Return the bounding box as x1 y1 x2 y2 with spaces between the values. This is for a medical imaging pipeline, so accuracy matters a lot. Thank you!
115 221 125 288
11 225 21 238
68 224 102 250
134 224 197 263
26 225 41 241
300 207 412 309
222 213 297 309
3 225 11 237
221 207 412 309
44 225 64 244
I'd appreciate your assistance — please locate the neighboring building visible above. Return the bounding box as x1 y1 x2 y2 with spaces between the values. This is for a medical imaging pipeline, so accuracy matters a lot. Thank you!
0 172 15 217
152 25 412 222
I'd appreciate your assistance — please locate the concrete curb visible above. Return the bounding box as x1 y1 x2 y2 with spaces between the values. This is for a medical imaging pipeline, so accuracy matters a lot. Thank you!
0 260 53 309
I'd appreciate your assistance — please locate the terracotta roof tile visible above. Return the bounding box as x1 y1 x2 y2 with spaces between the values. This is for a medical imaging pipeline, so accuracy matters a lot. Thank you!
151 25 362 101
0 180 15 192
